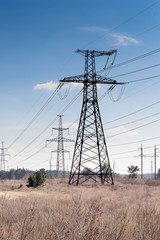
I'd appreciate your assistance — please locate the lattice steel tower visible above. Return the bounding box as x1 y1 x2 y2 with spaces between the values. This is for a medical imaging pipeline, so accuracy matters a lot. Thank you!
60 49 124 185
46 115 74 177
0 141 9 171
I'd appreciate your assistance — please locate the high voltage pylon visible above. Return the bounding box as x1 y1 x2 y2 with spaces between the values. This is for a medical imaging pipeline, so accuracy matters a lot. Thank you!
46 115 74 177
60 49 125 185
0 141 9 171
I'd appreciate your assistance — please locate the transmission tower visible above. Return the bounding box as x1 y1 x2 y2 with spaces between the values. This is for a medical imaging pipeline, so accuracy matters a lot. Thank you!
0 141 9 171
60 49 124 185
46 115 74 177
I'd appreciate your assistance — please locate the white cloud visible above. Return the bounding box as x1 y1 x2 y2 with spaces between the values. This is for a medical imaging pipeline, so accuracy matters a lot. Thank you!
34 81 83 91
106 126 140 137
34 81 59 90
63 122 78 129
81 26 107 33
81 26 140 46
109 32 139 46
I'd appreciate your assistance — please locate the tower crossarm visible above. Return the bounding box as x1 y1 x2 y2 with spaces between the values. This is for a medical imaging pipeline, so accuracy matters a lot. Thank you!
52 128 69 131
95 75 125 85
60 74 85 83
60 74 125 85
47 138 74 142
76 49 117 57
51 149 70 153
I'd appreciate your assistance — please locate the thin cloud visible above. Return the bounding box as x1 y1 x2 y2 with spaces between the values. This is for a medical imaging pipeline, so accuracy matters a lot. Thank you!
106 126 140 136
63 122 78 129
110 32 139 46
81 26 140 46
34 81 59 90
34 81 83 91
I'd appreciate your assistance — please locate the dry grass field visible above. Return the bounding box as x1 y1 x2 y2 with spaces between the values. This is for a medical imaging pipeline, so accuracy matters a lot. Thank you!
0 178 160 240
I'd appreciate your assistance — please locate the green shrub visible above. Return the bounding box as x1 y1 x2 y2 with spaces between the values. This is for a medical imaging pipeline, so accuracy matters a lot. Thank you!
27 169 46 188
18 184 23 189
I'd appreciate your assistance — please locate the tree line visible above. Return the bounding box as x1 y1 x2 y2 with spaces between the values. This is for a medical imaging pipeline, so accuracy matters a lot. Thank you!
0 168 59 180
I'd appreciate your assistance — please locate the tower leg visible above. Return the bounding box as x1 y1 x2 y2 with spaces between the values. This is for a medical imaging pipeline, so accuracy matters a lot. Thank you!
69 83 113 185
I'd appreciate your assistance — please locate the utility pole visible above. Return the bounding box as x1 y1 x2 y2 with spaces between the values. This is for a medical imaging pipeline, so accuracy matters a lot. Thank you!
49 158 56 179
50 160 52 178
113 160 115 175
46 115 74 178
60 49 124 185
154 145 157 180
135 145 145 179
141 144 143 179
151 160 153 179
0 141 9 171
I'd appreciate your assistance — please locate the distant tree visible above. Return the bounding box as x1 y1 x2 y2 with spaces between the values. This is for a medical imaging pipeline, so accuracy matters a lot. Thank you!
101 162 109 174
8 169 15 179
45 170 57 179
15 168 27 179
157 168 160 179
27 169 46 188
82 167 92 175
0 170 8 179
127 165 140 178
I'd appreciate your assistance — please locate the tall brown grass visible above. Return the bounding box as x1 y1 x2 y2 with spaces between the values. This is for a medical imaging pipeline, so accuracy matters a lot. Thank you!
0 179 160 240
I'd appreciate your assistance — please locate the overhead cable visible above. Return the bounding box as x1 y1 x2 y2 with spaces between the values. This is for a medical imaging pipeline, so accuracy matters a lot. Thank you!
105 111 160 131
107 117 160 139
8 84 61 149
109 136 160 147
10 89 82 161
110 63 160 79
103 99 160 125
125 74 160 84
105 48 160 70
84 0 160 47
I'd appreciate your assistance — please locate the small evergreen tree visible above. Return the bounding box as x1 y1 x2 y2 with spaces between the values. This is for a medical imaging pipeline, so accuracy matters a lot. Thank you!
157 168 160 179
127 165 140 178
82 167 92 175
27 169 46 187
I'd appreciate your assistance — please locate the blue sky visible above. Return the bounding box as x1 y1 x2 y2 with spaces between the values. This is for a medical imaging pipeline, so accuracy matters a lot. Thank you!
1 0 160 175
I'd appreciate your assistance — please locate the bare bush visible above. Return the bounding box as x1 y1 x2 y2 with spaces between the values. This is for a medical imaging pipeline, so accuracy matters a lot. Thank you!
0 179 160 240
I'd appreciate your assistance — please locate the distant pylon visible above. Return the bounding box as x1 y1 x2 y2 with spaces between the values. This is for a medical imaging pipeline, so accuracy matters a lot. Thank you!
0 141 9 171
60 49 125 185
46 115 74 177
154 145 157 180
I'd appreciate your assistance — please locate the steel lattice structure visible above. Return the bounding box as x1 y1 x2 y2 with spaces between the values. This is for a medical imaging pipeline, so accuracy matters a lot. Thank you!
60 49 124 185
0 141 9 171
46 115 74 177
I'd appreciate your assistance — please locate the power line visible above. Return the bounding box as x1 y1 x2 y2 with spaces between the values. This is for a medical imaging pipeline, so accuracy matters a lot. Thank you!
62 96 160 136
12 146 46 167
8 86 60 149
110 149 139 156
111 155 136 160
125 74 160 84
84 0 160 47
105 48 160 70
110 63 160 79
134 23 160 38
17 108 160 167
104 99 160 125
109 136 160 147
10 90 82 163
9 50 160 152
110 144 160 157
105 111 160 131
107 117 160 139
110 0 160 32
7 53 77 150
